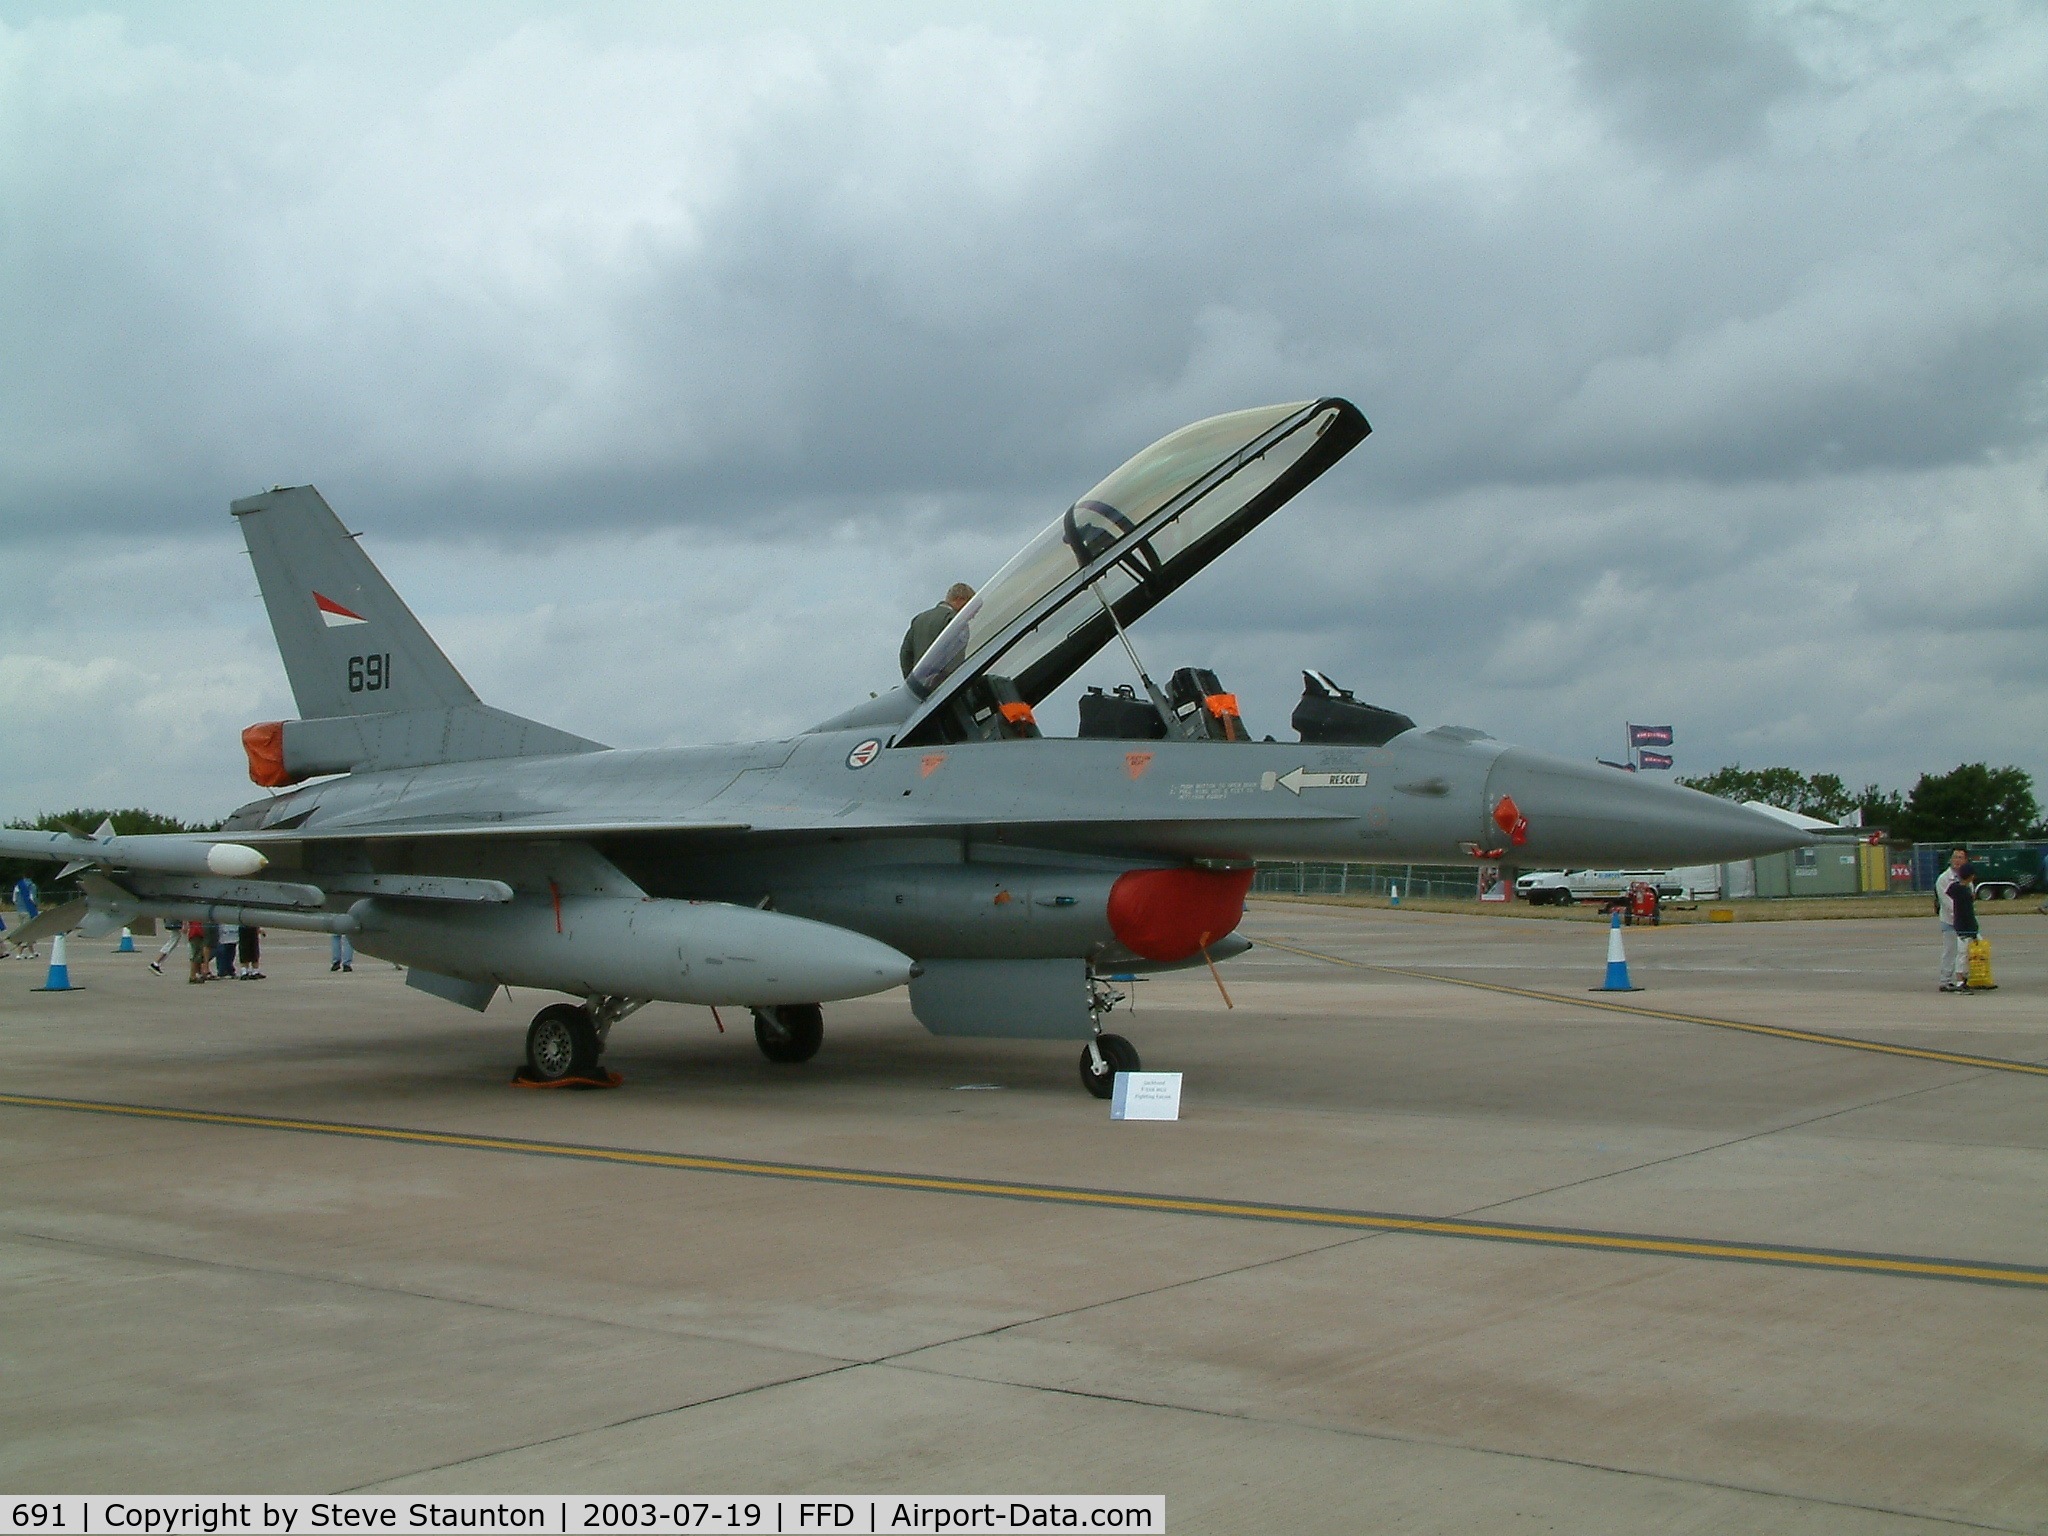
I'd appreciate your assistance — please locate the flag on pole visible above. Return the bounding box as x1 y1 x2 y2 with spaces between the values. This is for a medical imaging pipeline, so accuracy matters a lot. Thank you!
1638 750 1674 770
1628 723 1674 747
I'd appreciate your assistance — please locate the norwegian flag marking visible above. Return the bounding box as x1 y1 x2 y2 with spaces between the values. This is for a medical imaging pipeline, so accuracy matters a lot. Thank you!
314 592 367 628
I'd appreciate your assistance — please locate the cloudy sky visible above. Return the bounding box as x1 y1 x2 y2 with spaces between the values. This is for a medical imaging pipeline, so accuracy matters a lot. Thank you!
2 0 2044 824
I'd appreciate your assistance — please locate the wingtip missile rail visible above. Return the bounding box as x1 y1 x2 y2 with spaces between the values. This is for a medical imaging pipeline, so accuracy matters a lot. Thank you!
0 829 268 879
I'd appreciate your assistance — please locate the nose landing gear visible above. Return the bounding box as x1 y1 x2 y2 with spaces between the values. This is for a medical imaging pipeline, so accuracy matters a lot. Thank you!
1078 974 1141 1098
1078 1032 1140 1099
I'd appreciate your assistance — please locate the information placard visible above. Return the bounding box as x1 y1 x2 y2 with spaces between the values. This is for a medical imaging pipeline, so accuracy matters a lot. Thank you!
1110 1071 1182 1120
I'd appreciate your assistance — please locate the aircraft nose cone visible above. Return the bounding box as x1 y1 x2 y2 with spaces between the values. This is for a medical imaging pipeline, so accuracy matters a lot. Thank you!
1484 748 1811 867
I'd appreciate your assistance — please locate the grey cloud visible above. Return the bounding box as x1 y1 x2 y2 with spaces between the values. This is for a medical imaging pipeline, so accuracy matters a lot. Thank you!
4 3 2043 546
1561 0 1805 158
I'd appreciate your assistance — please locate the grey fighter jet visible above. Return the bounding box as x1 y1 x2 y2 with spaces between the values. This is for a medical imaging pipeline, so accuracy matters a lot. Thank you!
4 399 1802 1094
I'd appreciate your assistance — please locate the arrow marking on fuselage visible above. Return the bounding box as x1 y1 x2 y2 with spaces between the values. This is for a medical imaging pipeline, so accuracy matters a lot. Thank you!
1266 767 1368 794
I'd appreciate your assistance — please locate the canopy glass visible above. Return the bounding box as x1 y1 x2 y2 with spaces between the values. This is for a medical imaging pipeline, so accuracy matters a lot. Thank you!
899 398 1367 743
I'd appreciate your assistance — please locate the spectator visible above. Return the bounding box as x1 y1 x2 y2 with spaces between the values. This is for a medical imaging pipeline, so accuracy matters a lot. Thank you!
1947 863 1982 993
239 925 264 980
1936 848 1972 993
149 922 182 975
331 932 353 972
11 874 40 959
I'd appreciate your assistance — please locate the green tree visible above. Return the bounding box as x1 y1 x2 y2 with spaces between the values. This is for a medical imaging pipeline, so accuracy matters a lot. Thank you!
1676 765 1857 821
1893 764 2041 844
1856 784 1906 830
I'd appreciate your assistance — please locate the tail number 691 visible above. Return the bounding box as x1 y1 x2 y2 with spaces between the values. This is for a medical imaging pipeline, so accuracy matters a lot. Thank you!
348 653 392 693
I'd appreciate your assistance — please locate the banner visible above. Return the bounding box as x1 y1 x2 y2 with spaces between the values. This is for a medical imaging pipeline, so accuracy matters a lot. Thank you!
1637 750 1673 770
1628 723 1674 747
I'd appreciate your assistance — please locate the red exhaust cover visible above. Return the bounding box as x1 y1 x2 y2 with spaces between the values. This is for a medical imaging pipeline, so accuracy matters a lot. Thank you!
1107 867 1255 962
242 721 301 787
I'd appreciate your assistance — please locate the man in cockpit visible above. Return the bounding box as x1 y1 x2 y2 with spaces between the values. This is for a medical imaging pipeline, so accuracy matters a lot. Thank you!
900 583 975 679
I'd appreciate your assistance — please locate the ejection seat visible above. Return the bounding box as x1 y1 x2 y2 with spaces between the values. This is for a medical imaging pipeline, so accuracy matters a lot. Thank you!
1291 670 1415 746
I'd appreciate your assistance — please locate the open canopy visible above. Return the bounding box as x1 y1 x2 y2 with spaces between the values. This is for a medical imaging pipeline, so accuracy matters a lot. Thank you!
898 397 1369 746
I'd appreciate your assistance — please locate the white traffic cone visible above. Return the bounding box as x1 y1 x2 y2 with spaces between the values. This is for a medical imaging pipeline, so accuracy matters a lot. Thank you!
1592 910 1641 992
115 927 136 953
32 932 78 993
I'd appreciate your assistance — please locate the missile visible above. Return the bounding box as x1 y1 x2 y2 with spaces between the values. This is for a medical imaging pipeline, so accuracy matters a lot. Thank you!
0 829 268 879
354 894 915 1007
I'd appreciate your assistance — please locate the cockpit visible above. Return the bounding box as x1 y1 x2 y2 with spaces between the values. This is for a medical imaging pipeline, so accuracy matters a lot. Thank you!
895 398 1374 749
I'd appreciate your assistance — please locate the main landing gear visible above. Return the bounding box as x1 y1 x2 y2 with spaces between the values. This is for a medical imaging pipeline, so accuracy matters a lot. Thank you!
521 996 645 1084
525 1004 597 1081
753 1003 824 1064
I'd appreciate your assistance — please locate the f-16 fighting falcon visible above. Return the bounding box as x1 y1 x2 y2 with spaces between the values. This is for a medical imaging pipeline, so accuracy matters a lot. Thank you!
3 399 1803 1094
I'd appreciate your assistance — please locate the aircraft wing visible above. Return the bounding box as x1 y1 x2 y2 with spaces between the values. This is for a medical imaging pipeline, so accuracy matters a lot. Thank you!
229 819 754 843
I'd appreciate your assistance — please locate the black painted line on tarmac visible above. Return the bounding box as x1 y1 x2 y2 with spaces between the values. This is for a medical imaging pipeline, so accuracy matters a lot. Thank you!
4 1090 2046 1291
1251 936 2048 1078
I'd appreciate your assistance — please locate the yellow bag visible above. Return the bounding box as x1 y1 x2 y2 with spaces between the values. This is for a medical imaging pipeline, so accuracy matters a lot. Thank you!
1966 937 1995 989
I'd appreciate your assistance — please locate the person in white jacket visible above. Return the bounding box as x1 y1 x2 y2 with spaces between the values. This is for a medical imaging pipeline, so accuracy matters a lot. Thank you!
1935 847 1971 992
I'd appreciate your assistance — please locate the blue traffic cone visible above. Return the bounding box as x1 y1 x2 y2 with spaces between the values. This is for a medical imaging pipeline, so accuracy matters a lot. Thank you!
32 932 79 993
115 927 136 953
1592 910 1641 992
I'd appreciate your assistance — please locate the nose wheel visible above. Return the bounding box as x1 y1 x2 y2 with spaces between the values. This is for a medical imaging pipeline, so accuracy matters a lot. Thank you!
1078 1033 1139 1099
753 1003 824 1063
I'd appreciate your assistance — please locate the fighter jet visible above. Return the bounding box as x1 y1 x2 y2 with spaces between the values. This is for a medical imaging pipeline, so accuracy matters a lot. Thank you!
3 399 1802 1094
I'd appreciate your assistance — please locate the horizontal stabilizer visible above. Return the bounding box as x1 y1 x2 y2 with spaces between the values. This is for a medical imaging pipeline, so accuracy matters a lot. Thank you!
5 899 87 947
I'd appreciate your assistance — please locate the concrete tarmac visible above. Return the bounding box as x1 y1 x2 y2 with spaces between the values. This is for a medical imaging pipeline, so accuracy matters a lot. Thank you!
2 903 2045 1532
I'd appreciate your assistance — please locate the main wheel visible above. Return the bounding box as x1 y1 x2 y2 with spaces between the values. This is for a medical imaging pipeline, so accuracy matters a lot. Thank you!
1078 1033 1140 1099
526 1003 599 1082
753 1003 824 1063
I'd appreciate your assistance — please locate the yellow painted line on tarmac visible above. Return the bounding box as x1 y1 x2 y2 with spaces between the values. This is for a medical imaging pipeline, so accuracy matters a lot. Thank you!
3 1090 2047 1290
1250 937 2048 1078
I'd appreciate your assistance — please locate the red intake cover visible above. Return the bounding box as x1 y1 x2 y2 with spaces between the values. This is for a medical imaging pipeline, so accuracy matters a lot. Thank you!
1107 867 1256 963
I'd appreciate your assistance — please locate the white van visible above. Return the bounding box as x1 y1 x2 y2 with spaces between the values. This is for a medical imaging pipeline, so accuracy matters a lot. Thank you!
1514 869 1699 906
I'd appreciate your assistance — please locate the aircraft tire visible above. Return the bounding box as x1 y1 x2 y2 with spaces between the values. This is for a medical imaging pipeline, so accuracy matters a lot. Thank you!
526 1004 599 1081
1078 1033 1140 1099
754 1003 824 1064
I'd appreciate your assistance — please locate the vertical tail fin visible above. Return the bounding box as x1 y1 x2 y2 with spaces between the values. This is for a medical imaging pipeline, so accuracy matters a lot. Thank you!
232 485 602 780
233 485 478 719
